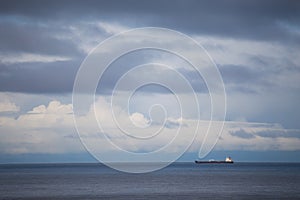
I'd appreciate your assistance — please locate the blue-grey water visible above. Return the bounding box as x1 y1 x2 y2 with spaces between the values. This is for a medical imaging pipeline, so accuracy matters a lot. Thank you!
0 162 300 200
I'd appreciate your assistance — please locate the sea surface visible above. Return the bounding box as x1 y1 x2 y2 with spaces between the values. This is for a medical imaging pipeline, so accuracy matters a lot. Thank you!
0 162 300 200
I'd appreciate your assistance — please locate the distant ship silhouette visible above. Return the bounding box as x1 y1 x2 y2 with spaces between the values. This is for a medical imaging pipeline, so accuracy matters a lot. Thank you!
195 156 234 164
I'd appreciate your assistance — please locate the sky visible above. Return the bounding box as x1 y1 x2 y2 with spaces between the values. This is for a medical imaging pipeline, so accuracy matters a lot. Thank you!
0 0 300 163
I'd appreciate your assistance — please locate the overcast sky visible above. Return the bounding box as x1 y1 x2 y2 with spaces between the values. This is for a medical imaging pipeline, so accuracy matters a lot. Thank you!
0 0 300 163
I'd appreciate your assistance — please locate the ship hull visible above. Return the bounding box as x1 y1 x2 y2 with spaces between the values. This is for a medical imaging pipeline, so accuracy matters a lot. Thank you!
195 160 234 164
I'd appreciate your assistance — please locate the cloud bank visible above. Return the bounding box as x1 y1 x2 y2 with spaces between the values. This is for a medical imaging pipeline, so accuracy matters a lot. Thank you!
0 98 299 156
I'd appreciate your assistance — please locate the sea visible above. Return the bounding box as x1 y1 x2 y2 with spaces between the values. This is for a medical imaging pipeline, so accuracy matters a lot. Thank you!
0 162 300 200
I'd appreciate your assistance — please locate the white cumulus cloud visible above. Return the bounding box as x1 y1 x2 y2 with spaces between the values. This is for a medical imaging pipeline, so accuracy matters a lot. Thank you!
0 99 19 113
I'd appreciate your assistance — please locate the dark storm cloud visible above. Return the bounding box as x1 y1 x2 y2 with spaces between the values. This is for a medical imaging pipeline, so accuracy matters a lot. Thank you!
179 69 208 93
218 60 300 94
103 67 209 95
249 55 300 74
219 64 271 94
220 64 261 84
0 21 82 56
230 129 255 139
0 60 79 93
1 0 299 43
0 0 299 94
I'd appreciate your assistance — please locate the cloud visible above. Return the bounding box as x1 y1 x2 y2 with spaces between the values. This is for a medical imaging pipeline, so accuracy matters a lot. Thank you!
130 112 150 128
256 129 300 139
220 64 262 84
0 60 79 93
0 100 19 112
164 118 186 129
28 100 72 114
0 97 300 156
229 129 255 139
0 20 83 57
0 53 71 64
213 122 300 151
0 100 79 154
229 123 300 139
1 0 299 44
1 19 124 59
0 1 299 100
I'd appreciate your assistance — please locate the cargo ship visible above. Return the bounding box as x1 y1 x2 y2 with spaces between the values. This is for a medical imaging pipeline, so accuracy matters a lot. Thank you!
195 157 234 164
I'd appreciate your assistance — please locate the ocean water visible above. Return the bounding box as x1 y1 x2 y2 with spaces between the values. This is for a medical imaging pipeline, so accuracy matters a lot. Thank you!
0 162 300 200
